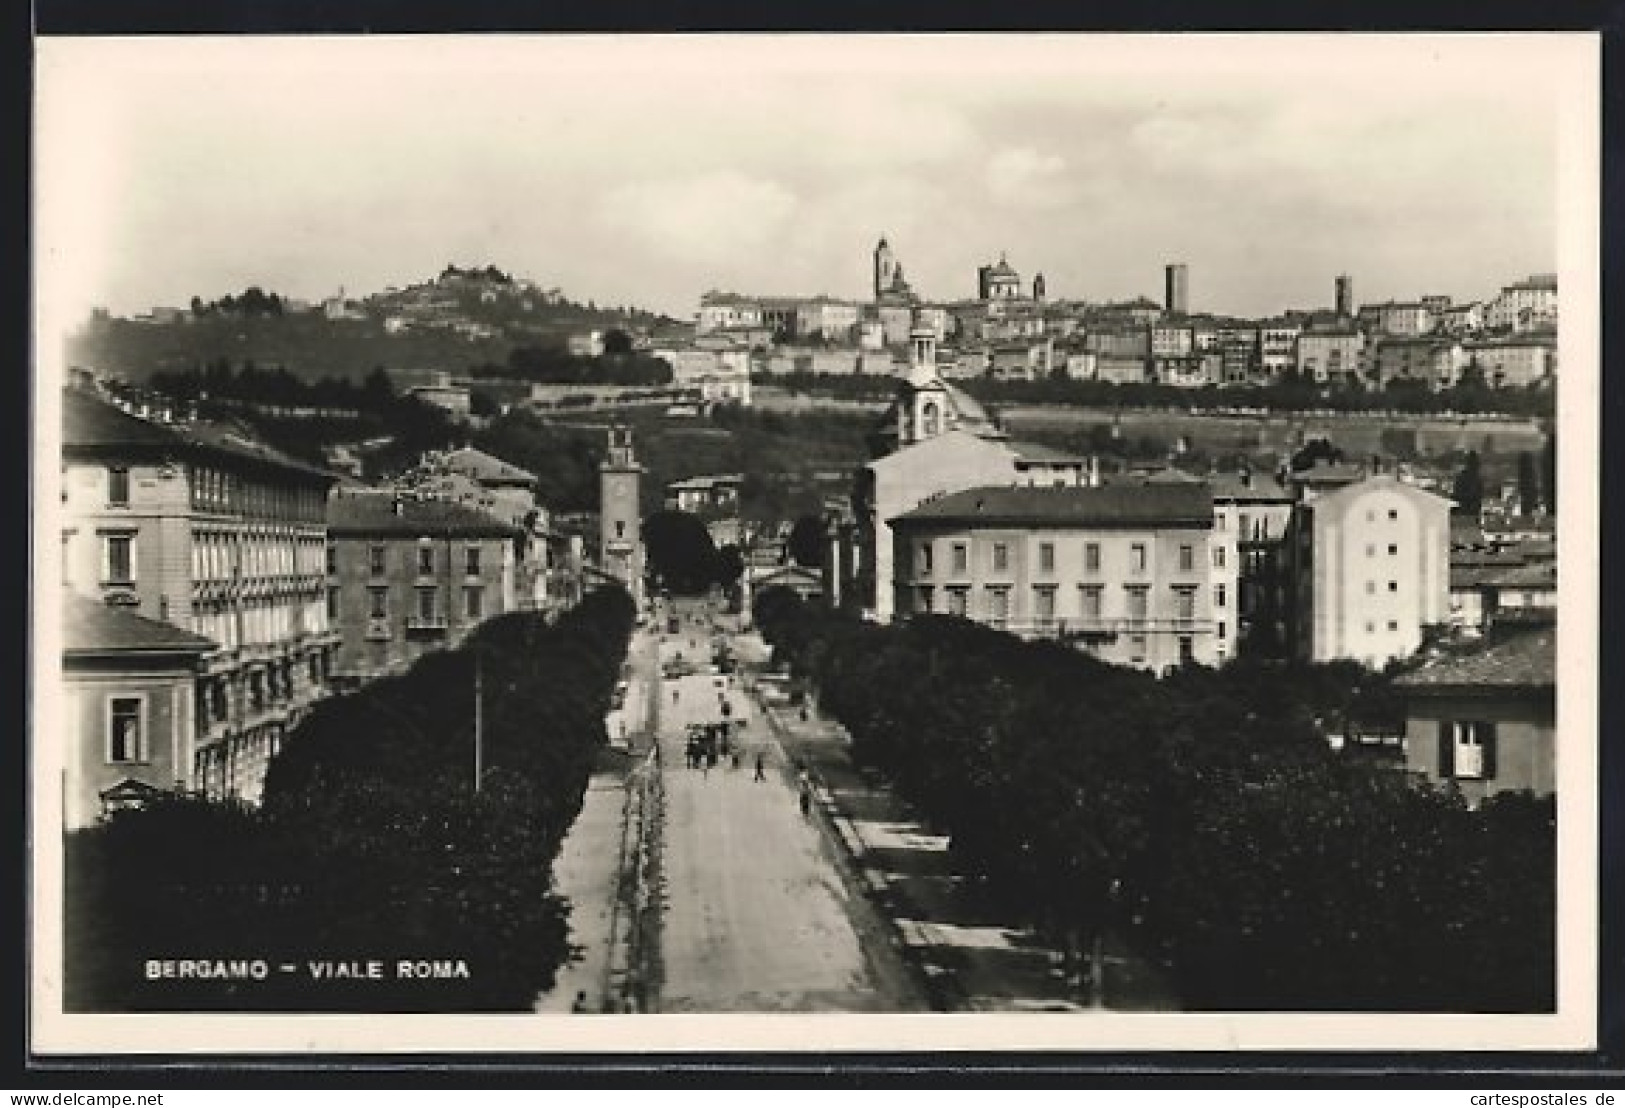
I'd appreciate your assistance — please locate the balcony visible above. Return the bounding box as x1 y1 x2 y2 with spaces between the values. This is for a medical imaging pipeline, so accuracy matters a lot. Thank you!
990 616 1217 641
405 614 449 634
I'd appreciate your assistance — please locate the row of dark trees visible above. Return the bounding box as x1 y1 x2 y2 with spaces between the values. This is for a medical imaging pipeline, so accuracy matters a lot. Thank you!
190 287 287 318
150 360 395 413
751 587 1555 1012
643 510 744 596
471 342 674 387
64 587 637 1012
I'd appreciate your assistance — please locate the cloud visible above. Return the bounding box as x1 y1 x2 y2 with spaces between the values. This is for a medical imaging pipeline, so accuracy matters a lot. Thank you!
596 172 799 270
985 147 1072 209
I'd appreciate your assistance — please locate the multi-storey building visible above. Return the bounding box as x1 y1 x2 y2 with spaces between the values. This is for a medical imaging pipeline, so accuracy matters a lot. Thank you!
1148 321 1194 358
1286 475 1452 668
326 492 521 686
1374 302 1435 336
1372 337 1467 390
1462 336 1556 388
61 388 338 802
1296 329 1364 385
1483 274 1558 333
795 297 861 341
1258 322 1302 383
889 483 1219 672
1216 327 1259 385
1211 469 1295 658
696 291 764 333
61 591 214 828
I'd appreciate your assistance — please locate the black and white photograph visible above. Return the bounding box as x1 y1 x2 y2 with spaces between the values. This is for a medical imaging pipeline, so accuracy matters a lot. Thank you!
30 32 1600 1056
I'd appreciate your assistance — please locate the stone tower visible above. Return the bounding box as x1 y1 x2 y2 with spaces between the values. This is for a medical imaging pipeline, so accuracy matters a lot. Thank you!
599 424 644 605
873 237 898 301
1033 273 1046 302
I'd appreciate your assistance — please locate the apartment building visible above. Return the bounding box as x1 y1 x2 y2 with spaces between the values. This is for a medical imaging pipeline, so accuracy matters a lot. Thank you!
889 483 1219 672
326 493 521 686
1287 475 1452 668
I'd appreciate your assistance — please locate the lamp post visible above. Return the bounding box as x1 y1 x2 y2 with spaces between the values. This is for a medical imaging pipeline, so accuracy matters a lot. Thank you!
473 647 483 793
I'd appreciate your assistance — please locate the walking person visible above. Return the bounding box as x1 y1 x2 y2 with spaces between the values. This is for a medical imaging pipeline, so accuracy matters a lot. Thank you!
754 751 766 782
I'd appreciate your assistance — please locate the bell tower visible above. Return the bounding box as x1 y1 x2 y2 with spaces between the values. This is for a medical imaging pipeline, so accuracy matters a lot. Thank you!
873 236 897 301
599 424 644 605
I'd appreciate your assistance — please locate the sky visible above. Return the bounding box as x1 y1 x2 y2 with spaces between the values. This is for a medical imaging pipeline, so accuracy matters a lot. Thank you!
35 34 1588 330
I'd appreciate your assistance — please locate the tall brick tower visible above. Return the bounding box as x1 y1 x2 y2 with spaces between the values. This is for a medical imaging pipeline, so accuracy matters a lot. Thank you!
599 424 644 605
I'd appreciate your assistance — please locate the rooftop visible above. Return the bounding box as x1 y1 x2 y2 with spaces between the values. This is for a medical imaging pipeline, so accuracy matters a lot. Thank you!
891 482 1213 528
62 593 216 656
1008 440 1085 466
1395 627 1555 692
437 446 538 487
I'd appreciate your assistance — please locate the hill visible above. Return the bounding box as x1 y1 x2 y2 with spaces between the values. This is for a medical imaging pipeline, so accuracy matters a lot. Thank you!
65 267 682 384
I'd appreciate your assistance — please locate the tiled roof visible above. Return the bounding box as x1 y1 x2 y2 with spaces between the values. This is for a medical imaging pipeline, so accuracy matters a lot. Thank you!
327 492 522 537
1395 627 1556 692
1208 471 1292 501
62 388 179 450
892 483 1213 528
1450 561 1558 590
1008 441 1084 465
62 593 215 656
440 446 538 485
63 389 338 483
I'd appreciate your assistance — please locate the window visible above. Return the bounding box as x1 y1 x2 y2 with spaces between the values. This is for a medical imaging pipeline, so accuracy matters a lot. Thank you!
107 467 130 507
1126 586 1148 620
1217 620 1227 640
1178 544 1194 572
464 585 484 620
915 586 934 614
1238 513 1251 538
1365 621 1375 634
1079 581 1105 617
417 586 438 621
1130 543 1147 573
1440 720 1497 780
1366 543 1375 557
107 697 144 763
1216 513 1227 531
951 543 968 574
1387 619 1399 632
369 545 386 576
368 586 388 619
102 533 134 584
1084 543 1101 573
947 587 968 617
918 543 933 577
1388 580 1398 593
325 544 337 574
1214 583 1227 608
1128 634 1147 664
1034 586 1056 621
991 543 1009 573
1174 587 1196 620
988 587 1010 626
1388 543 1398 556
326 586 340 621
418 546 434 576
1039 542 1055 574
615 520 626 539
1178 636 1194 664
1366 581 1376 595
466 546 482 576
1213 546 1226 570
1388 509 1398 521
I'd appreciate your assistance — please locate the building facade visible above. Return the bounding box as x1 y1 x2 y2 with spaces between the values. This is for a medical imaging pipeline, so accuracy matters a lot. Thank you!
1287 475 1452 667
61 592 214 829
61 388 338 803
326 493 520 685
890 483 1219 672
1395 627 1556 803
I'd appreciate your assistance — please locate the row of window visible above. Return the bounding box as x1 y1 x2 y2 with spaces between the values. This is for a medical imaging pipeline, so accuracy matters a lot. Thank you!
192 531 325 582
917 582 1208 621
917 539 1203 578
191 597 325 650
335 583 485 623
187 465 326 522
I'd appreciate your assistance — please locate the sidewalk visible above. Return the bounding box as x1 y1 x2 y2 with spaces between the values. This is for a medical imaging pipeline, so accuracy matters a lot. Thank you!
749 657 1179 1012
534 760 630 1014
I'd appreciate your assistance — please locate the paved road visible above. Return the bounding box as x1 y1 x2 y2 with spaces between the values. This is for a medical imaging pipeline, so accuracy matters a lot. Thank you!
651 614 915 1012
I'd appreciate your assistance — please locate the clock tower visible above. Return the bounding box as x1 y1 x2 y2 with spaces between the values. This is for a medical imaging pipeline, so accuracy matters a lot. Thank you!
599 424 645 605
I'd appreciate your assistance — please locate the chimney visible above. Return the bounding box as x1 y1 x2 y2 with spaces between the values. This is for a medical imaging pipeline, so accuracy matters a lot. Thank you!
392 494 404 517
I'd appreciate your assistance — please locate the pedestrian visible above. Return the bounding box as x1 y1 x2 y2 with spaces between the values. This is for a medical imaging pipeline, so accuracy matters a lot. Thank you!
571 990 589 1013
799 782 812 818
754 751 766 782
